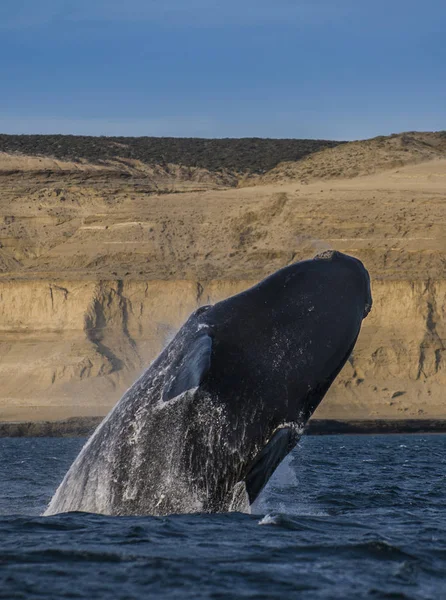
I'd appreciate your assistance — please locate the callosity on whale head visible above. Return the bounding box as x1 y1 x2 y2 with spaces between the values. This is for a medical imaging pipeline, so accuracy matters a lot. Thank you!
45 251 372 517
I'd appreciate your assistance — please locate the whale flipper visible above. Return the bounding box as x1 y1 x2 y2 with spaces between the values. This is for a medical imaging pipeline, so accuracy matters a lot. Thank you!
245 427 299 504
163 333 212 401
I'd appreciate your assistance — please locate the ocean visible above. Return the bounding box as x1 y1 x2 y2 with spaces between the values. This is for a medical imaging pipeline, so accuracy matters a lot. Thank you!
0 434 445 599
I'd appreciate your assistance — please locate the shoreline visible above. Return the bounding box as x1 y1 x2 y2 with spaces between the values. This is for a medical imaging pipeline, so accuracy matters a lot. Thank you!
306 419 446 435
1 417 446 438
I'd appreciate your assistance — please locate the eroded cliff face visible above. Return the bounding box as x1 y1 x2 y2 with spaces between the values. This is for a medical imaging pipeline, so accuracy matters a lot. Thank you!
322 279 446 419
0 147 445 422
0 278 445 422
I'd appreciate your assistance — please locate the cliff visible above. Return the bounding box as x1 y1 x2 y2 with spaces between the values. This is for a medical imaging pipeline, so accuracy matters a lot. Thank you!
1 277 445 422
0 132 445 423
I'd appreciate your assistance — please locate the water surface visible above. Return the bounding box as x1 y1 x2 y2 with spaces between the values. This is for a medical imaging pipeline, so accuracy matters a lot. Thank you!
0 435 445 599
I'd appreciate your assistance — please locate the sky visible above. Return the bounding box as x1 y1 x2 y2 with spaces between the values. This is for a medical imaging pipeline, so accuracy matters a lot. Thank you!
0 0 445 140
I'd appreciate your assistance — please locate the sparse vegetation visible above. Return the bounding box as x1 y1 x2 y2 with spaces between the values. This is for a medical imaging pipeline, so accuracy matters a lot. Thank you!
259 131 446 183
0 134 343 174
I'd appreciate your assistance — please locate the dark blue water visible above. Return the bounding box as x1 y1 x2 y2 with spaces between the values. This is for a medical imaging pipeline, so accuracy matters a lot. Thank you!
0 435 445 599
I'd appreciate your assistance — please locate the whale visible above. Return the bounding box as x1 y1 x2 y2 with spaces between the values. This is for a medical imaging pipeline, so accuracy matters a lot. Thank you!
45 250 372 517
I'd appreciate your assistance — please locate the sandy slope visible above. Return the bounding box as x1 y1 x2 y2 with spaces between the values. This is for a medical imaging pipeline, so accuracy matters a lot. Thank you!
1 155 444 281
254 131 446 184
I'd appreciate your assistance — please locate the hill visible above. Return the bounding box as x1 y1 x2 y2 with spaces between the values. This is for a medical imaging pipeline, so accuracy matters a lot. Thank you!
256 131 446 183
0 134 342 175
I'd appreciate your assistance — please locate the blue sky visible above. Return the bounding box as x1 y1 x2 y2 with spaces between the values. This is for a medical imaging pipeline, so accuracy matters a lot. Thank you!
1 0 445 139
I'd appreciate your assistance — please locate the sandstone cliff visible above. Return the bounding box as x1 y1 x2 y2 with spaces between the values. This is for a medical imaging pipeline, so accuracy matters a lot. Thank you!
0 132 445 423
1 277 445 422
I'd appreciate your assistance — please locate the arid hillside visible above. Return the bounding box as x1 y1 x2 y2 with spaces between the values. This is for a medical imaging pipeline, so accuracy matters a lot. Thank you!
0 135 342 175
0 132 445 424
255 131 446 183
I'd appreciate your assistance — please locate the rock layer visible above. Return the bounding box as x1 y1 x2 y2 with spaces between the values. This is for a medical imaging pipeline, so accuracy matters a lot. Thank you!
0 277 445 422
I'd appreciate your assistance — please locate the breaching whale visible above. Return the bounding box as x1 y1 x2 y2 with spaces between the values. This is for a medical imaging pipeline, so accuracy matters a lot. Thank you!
45 250 372 517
